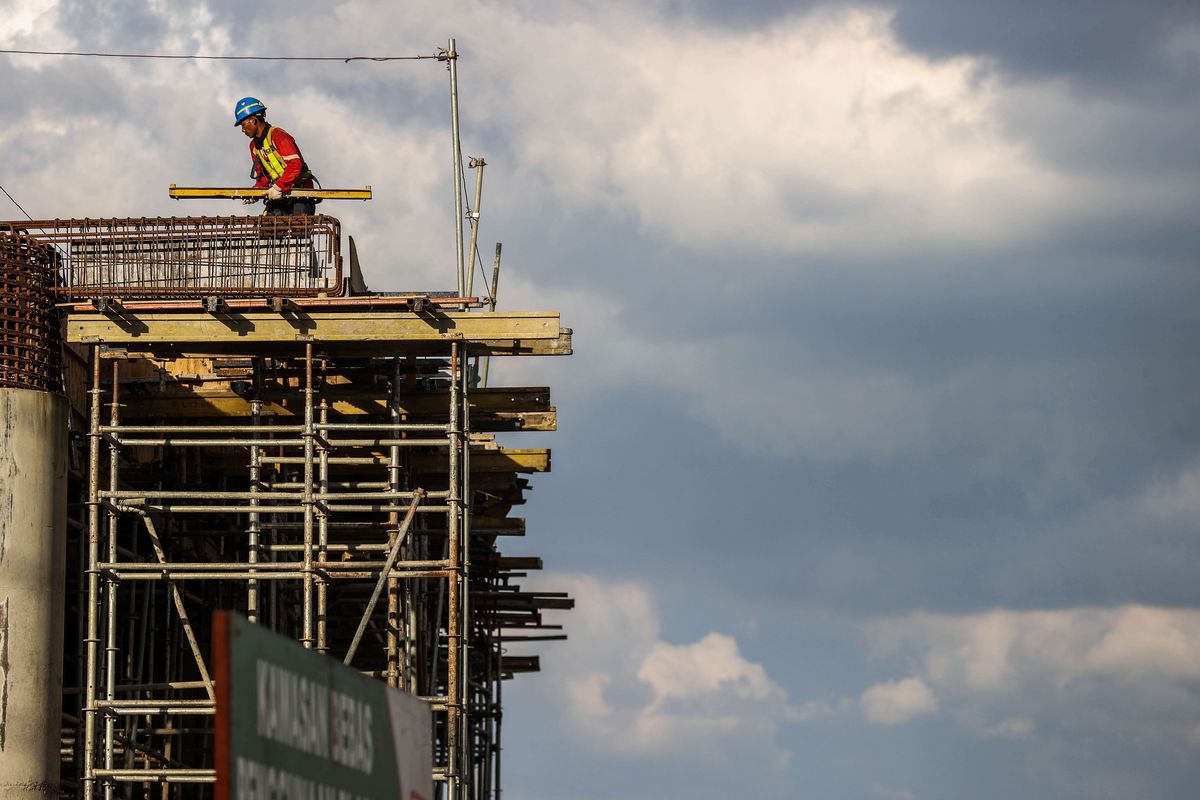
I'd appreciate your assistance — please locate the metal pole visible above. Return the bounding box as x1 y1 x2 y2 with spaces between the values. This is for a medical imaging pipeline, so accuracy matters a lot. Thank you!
302 343 315 647
102 361 120 800
495 638 503 800
480 243 502 387
388 358 403 687
82 350 102 800
460 340 472 800
466 158 486 298
448 37 466 297
317 395 330 653
447 342 462 797
248 387 262 623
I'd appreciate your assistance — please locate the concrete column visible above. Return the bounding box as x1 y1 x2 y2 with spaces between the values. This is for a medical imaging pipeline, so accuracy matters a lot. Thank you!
0 388 68 799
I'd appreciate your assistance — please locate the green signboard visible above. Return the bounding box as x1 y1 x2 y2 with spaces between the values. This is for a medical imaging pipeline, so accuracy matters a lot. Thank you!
213 611 433 800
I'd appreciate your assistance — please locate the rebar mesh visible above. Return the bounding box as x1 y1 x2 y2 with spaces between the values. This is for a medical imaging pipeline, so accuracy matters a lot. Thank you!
2 215 341 299
0 230 61 391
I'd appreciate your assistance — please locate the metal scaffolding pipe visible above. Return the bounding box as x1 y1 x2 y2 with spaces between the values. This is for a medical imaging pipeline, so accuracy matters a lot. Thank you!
448 37 466 298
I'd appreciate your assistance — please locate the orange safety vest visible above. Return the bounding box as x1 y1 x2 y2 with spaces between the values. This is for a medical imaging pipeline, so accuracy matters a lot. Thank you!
253 127 313 184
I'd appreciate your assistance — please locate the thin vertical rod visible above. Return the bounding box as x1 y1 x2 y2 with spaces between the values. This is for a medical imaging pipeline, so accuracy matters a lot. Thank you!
387 357 403 687
495 638 503 800
102 360 121 800
447 341 462 795
460 338 472 799
465 158 486 297
406 356 423 697
317 395 330 653
449 37 466 297
247 367 262 622
480 243 502 388
302 343 315 647
82 349 102 800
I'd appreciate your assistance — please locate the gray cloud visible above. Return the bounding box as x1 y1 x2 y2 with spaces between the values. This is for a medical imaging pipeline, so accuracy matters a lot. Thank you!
4 2 1200 797
889 0 1200 87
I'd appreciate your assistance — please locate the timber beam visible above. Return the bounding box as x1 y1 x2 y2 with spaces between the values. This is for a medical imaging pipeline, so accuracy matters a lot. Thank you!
117 387 557 430
66 310 569 356
413 449 550 474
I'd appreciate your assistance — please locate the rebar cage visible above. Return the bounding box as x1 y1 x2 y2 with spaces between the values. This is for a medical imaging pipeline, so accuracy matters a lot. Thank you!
0 230 61 391
1 216 342 300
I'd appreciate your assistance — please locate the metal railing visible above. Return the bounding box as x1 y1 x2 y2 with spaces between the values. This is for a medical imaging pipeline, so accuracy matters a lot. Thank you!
1 215 342 299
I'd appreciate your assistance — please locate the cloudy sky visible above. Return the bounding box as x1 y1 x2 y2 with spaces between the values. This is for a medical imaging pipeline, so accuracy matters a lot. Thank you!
4 1 1200 798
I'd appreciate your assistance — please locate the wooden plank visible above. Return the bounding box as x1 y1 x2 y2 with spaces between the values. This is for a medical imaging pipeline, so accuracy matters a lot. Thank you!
169 185 372 200
412 449 550 474
117 387 556 430
75 330 572 358
67 310 561 345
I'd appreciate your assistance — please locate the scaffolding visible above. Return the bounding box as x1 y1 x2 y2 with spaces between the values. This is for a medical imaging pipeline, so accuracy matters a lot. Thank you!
25 216 574 799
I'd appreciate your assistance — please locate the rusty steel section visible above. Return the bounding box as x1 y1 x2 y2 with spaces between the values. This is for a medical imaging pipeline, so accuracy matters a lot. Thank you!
1 215 341 299
0 230 61 392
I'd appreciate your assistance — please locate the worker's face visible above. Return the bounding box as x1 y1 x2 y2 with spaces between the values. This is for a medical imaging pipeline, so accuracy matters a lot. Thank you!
240 116 264 139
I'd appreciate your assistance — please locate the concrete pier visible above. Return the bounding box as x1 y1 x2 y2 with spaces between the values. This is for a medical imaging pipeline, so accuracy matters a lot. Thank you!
0 388 68 799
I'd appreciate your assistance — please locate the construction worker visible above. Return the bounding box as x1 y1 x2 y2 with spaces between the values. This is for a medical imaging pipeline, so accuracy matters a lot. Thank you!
233 97 318 216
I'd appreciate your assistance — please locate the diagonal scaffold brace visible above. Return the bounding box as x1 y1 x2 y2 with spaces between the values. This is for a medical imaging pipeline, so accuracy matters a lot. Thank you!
343 489 426 666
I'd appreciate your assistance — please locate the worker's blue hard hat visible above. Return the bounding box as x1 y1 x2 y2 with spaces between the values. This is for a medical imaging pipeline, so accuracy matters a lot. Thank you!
233 97 267 126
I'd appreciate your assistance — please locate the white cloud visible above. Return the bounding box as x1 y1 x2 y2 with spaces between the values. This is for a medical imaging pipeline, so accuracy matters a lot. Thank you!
521 573 829 766
304 4 1087 261
1164 20 1200 71
1133 466 1200 521
977 716 1035 739
0 0 61 46
859 676 937 725
869 783 916 800
42 1 1136 264
0 2 1187 477
862 605 1200 745
639 632 784 705
599 9 1077 257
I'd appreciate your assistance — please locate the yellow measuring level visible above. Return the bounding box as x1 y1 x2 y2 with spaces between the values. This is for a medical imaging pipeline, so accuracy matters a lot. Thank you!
169 184 373 200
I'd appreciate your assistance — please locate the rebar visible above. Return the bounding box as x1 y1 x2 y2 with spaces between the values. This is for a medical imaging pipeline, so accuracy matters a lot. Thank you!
0 230 61 391
2 216 341 299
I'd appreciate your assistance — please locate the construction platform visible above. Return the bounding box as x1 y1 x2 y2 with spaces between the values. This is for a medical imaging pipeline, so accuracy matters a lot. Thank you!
1 215 572 799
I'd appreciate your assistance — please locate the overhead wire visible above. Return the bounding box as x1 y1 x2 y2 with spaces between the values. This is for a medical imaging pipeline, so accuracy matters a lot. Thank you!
0 182 35 221
1 44 458 276
0 181 70 262
0 48 440 63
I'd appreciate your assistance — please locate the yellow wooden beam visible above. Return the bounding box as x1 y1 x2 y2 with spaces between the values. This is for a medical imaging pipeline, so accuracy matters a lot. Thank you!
119 388 557 430
67 310 562 346
169 184 372 200
84 331 572 358
412 449 551 474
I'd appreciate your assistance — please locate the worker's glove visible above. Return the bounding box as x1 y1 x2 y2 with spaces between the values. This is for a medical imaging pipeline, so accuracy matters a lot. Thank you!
241 196 258 205
266 185 284 202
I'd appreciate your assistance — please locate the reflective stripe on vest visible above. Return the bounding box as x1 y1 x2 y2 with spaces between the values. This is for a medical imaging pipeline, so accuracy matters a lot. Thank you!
254 127 289 181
